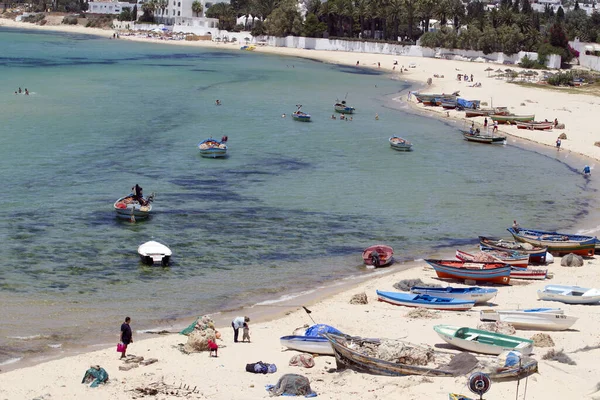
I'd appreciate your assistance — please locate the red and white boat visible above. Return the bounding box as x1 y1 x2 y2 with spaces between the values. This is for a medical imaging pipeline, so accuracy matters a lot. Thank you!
455 250 546 280
509 267 548 280
362 245 394 267
425 259 511 285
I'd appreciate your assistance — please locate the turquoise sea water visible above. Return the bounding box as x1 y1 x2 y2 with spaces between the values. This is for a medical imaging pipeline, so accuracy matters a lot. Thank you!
0 28 598 367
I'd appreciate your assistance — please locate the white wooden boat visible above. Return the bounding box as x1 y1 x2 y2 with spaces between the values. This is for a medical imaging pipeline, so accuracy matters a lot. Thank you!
198 138 228 158
537 285 600 304
280 335 334 355
480 308 563 322
389 136 413 151
114 194 154 219
433 325 534 355
479 308 575 330
410 286 497 304
138 241 172 266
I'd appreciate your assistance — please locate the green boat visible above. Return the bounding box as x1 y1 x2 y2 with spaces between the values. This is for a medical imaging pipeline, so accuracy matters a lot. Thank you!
434 325 534 355
490 114 535 124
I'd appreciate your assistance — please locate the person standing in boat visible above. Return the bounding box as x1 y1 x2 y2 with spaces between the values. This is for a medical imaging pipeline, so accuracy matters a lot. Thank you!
221 135 228 143
132 184 146 206
512 220 520 233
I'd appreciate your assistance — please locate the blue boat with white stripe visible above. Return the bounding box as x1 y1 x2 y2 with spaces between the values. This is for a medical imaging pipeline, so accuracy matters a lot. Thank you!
410 286 497 304
376 290 475 311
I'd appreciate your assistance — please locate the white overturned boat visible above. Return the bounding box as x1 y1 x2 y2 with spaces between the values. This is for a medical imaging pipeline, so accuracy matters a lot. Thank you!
138 241 172 266
280 335 334 355
410 286 497 304
479 308 576 331
537 284 600 304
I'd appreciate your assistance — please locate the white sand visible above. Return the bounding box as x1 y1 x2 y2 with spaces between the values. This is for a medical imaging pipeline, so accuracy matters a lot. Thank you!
2 18 600 400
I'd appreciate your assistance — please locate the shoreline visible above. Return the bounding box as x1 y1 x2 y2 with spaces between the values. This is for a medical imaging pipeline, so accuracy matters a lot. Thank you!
2 20 600 399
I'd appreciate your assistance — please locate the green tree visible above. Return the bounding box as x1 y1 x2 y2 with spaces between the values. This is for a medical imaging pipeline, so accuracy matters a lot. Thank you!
140 0 157 22
418 0 437 32
118 6 132 21
556 6 565 22
304 12 326 36
251 19 267 35
498 23 523 55
264 0 303 36
192 0 203 16
448 0 465 32
478 25 498 54
132 4 138 20
206 2 237 30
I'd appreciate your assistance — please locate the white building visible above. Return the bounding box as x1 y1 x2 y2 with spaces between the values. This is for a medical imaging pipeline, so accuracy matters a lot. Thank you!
87 1 135 15
153 0 219 34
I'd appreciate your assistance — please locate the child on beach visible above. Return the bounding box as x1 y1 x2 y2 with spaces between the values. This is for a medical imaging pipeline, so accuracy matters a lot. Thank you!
242 322 251 343
208 339 218 357
556 137 561 150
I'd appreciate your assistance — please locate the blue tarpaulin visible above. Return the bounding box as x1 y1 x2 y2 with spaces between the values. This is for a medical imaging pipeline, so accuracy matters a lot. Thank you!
457 98 481 109
304 324 343 337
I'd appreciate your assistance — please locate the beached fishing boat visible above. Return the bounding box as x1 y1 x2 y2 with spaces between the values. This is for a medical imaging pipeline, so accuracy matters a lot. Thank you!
362 245 394 267
456 249 529 268
537 284 600 304
292 110 311 122
480 307 563 321
449 395 473 400
479 236 547 264
461 130 507 144
479 308 576 331
515 121 554 130
433 325 534 355
389 136 413 151
414 91 459 104
410 286 497 304
490 114 535 124
508 266 548 280
440 99 457 109
198 138 228 158
425 259 511 285
464 107 508 118
324 333 538 379
334 100 355 114
114 193 154 220
138 240 172 266
280 335 334 355
507 228 597 257
376 290 475 311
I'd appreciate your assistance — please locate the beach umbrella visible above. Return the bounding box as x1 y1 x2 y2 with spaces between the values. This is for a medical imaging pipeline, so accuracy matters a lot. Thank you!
495 68 503 73
485 66 494 77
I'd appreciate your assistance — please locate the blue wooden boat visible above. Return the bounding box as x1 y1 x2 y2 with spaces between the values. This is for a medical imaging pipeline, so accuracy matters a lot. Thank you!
425 259 511 285
507 227 596 257
292 109 311 122
198 138 227 158
410 286 497 304
376 290 474 311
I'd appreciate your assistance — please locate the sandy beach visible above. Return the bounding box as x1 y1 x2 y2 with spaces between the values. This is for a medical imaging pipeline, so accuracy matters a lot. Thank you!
2 18 600 400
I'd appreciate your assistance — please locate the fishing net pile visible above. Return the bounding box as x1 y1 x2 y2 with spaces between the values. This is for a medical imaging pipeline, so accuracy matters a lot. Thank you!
477 321 516 335
180 315 219 353
405 307 440 319
349 292 368 304
350 339 435 366
470 252 496 262
267 374 316 397
531 333 555 347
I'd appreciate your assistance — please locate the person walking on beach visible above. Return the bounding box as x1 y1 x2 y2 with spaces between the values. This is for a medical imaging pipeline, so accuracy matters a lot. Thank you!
492 121 498 133
119 317 133 359
556 137 561 150
232 316 249 343
484 118 488 129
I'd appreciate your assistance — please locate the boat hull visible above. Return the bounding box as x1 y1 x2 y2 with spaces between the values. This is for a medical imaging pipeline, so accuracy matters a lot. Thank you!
410 286 497 304
495 311 577 331
334 105 355 114
376 290 475 311
490 114 535 124
114 196 152 219
480 308 563 322
456 249 529 268
138 241 172 266
362 245 394 267
516 121 554 130
280 336 334 355
425 259 511 285
507 228 596 257
509 267 547 280
199 149 227 158
537 285 600 304
479 236 547 264
389 136 413 151
462 132 506 144
434 325 534 355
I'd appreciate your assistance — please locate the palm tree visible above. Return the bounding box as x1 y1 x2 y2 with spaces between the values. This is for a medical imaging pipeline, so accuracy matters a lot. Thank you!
417 0 437 33
353 0 369 38
448 0 465 32
387 0 403 40
403 0 418 40
192 0 203 17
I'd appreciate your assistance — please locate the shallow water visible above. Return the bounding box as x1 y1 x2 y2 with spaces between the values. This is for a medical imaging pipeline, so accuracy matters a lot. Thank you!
0 28 598 368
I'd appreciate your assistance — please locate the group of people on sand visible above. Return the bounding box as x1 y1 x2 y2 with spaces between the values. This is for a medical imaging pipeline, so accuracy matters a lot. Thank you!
119 314 251 359
14 87 29 95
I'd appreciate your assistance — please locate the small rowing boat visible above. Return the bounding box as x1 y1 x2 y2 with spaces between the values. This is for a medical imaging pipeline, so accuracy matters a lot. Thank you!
425 259 511 285
389 136 413 151
461 130 506 144
198 138 228 158
138 240 172 266
507 228 597 257
456 249 529 268
362 245 393 267
334 100 355 114
376 290 475 311
434 325 534 355
537 284 600 304
478 236 547 264
114 193 154 220
280 335 334 355
479 308 576 331
410 286 497 304
490 114 535 124
515 121 554 130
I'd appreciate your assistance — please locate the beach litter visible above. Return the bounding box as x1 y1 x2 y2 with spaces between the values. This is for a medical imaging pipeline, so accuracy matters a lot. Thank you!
81 365 109 387
542 348 576 365
531 333 555 348
349 292 368 304
289 354 315 368
131 381 201 398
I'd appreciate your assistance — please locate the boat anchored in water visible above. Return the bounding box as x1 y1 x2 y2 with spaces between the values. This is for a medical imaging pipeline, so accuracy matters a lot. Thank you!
198 138 228 158
389 136 413 151
334 100 355 114
114 187 155 220
138 240 172 266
